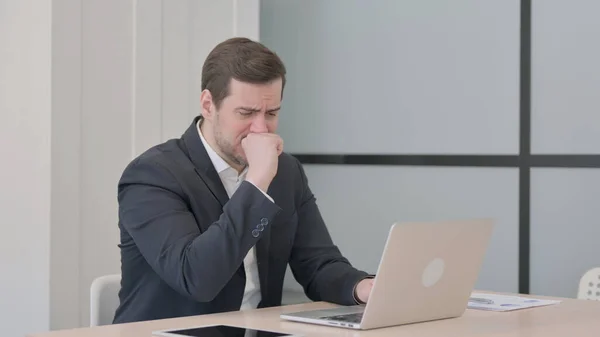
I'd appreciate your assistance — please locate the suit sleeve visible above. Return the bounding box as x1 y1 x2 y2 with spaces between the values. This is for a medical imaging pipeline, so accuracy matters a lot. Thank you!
118 158 281 302
288 159 370 305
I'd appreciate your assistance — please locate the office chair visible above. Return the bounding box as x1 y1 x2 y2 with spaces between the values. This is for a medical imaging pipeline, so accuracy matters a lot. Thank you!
577 268 600 301
90 274 121 326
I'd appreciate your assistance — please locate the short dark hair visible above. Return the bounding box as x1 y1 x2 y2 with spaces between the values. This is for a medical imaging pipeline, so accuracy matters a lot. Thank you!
201 37 286 109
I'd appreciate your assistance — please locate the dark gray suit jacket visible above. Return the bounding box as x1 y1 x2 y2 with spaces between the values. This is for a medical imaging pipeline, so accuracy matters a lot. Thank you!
113 117 369 324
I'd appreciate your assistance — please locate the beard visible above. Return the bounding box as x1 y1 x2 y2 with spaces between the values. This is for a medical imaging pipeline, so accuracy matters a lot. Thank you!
213 118 247 168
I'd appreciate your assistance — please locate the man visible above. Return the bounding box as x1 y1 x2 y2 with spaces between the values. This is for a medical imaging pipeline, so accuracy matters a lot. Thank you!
113 37 373 324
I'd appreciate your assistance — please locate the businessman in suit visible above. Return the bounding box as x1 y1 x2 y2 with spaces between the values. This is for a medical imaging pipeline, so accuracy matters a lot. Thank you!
113 37 374 324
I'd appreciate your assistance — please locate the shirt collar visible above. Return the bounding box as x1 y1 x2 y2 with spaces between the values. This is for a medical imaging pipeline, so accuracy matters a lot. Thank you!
197 119 247 179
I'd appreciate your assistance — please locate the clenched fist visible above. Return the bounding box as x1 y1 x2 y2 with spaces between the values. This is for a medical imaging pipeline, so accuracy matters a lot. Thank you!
242 133 283 192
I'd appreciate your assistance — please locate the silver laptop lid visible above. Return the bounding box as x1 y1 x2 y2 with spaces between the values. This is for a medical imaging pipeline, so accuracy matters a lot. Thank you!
359 219 494 329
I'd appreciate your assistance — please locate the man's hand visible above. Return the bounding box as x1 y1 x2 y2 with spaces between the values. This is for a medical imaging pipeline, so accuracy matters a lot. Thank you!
242 133 284 192
355 278 375 304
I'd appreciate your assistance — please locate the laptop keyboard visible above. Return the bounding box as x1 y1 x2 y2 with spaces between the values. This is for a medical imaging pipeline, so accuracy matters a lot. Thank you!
320 312 363 323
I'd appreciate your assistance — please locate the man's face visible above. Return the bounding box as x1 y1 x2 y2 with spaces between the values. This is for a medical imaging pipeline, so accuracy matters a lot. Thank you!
203 78 282 168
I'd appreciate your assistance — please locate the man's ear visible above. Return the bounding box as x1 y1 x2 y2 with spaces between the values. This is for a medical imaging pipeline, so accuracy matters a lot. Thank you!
200 89 214 120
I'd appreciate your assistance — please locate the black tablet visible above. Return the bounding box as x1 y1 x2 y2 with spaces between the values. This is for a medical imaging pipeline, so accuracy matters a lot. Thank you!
153 324 302 337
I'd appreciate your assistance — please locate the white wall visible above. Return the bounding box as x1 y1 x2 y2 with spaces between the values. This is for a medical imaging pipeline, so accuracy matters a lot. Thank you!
0 1 52 337
50 0 82 330
1 0 259 334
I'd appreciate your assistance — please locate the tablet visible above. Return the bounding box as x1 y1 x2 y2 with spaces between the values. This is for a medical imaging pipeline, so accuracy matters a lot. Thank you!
153 324 302 337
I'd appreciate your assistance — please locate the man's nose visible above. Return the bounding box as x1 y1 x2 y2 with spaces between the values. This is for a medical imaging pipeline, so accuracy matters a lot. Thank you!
250 115 268 133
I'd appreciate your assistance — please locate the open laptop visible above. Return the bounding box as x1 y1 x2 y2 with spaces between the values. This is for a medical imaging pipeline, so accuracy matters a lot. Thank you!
280 218 494 330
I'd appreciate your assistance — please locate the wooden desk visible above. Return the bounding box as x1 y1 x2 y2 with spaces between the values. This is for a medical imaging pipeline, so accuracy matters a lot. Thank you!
28 295 600 337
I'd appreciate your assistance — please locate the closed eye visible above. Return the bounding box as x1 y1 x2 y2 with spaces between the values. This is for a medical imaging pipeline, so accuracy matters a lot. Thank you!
266 107 280 116
236 106 280 116
236 107 259 116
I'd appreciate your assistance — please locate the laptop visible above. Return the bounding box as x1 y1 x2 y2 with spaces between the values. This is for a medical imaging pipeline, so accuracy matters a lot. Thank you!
280 218 494 330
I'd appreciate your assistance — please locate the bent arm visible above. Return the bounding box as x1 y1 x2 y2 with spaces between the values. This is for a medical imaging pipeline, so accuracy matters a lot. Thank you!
118 159 281 302
288 160 369 305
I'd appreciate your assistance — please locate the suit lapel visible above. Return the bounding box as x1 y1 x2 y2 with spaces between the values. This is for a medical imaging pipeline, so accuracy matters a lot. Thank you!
194 167 229 208
182 117 229 211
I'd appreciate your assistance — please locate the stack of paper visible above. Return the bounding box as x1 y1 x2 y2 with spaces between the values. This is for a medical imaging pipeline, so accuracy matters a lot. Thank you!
468 292 561 312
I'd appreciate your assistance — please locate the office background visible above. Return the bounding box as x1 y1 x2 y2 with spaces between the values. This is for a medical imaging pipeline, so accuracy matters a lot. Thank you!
1 0 599 336
261 0 600 304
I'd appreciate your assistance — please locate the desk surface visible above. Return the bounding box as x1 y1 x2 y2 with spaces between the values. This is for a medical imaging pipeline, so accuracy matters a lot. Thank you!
28 294 600 337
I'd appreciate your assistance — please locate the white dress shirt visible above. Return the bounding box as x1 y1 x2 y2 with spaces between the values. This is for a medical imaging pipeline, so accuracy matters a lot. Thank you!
197 121 273 311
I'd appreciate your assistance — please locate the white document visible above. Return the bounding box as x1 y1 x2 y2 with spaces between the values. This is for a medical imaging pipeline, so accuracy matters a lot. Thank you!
468 292 561 311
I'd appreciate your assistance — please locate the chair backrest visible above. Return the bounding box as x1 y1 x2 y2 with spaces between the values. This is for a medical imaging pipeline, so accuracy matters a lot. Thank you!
577 268 600 300
90 274 121 326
